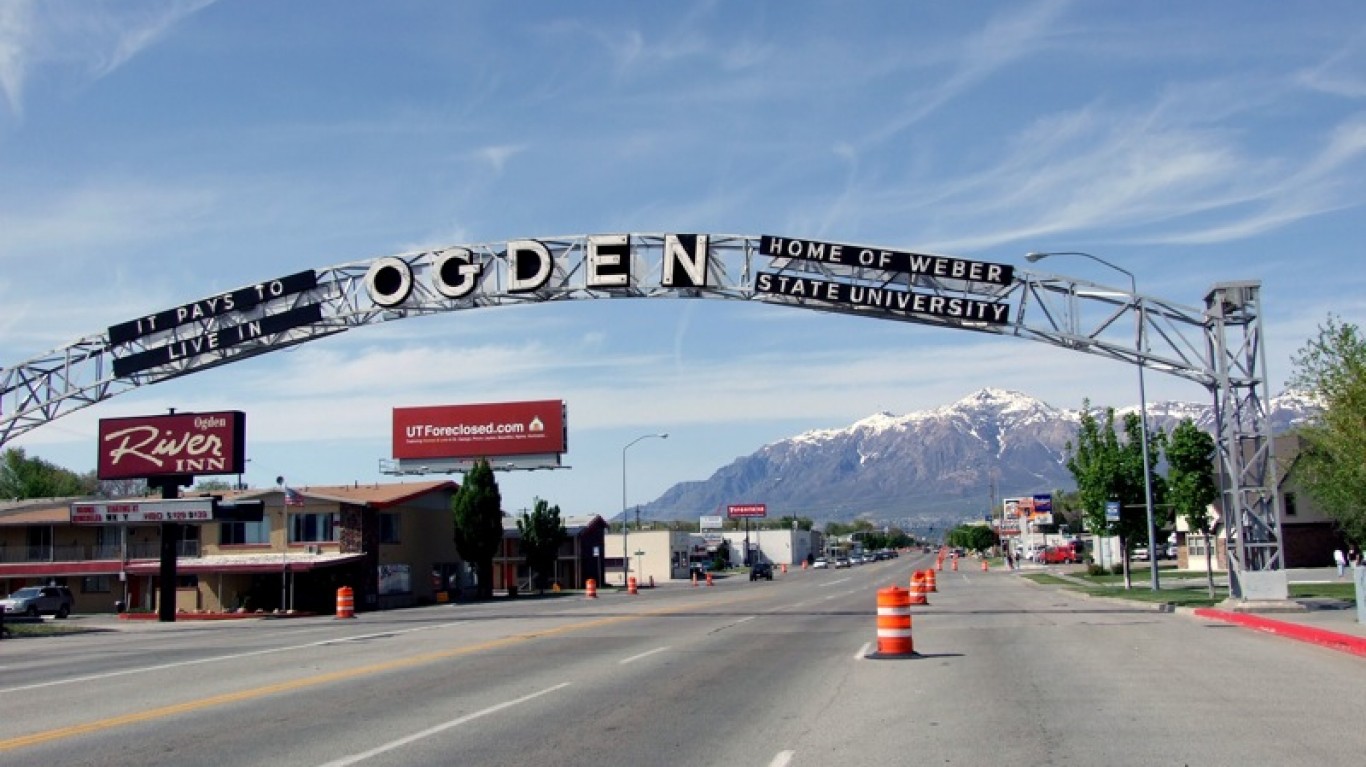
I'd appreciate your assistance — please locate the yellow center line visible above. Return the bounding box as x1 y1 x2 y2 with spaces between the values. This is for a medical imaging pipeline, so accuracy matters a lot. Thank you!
1 591 766 752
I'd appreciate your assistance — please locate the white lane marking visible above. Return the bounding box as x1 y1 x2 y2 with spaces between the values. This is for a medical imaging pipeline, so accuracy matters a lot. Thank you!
816 577 851 588
854 641 871 661
0 621 468 695
620 646 671 665
770 750 796 767
733 616 756 625
315 683 571 767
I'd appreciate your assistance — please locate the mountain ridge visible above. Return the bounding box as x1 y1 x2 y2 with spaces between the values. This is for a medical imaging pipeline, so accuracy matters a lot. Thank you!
639 387 1317 530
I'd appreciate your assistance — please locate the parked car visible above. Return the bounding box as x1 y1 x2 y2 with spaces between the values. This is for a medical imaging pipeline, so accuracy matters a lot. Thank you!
812 558 829 569
0 586 74 618
834 557 852 569
750 562 774 581
1042 545 1076 565
1131 546 1150 561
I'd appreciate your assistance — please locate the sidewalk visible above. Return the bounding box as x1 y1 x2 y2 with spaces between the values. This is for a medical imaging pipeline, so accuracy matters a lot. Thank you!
1028 563 1366 657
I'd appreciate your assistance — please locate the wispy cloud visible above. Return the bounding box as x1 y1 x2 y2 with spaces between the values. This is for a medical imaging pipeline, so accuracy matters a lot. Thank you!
0 0 215 118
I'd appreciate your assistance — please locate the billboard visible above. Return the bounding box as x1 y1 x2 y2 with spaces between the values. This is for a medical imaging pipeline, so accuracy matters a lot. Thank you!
98 411 246 479
727 503 767 519
392 400 566 460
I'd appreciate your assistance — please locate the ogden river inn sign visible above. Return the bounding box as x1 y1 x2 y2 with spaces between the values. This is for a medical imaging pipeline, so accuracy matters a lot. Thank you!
0 231 1283 599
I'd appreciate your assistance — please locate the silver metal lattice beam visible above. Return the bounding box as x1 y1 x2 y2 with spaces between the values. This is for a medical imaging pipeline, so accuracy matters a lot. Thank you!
0 233 1281 597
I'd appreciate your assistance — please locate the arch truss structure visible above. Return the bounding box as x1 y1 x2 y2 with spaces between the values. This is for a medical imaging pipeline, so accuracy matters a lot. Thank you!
0 232 1284 598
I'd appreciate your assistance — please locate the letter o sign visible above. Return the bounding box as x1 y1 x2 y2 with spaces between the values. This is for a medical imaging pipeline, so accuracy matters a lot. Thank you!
366 257 413 308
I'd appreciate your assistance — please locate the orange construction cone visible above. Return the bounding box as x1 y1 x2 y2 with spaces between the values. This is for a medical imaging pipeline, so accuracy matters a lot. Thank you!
335 586 355 619
951 557 959 572
981 559 989 572
585 578 598 599
692 573 699 587
706 573 714 587
872 586 916 658
628 576 638 595
908 571 929 605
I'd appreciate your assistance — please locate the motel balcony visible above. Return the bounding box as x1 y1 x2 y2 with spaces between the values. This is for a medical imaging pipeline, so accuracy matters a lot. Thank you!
0 540 201 564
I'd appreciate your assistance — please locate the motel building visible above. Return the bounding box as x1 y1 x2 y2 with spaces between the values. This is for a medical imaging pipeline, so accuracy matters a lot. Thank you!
1 482 619 616
0 481 465 616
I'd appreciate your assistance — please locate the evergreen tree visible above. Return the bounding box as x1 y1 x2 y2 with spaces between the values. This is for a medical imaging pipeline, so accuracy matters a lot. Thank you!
451 458 505 600
517 497 567 594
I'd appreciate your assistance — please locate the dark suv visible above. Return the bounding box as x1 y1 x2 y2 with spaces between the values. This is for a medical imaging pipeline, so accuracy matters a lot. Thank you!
1 586 75 618
750 562 774 581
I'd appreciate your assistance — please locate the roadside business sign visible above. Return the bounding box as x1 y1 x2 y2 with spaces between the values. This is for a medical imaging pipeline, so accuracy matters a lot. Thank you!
1105 501 1121 522
727 503 767 519
97 410 246 480
699 515 723 529
71 498 214 525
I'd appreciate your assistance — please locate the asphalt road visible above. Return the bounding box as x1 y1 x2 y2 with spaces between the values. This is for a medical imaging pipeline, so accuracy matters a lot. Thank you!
2 554 1363 766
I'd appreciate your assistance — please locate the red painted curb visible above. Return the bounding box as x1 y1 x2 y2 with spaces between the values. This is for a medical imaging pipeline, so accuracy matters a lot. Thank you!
1193 608 1366 658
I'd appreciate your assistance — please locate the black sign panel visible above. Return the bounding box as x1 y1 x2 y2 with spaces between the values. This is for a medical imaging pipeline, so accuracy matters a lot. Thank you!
108 270 319 345
759 235 1013 286
755 272 1009 325
213 500 264 523
112 304 325 378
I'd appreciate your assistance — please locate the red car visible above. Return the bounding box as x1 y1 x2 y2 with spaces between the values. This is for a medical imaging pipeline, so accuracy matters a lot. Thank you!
1042 545 1077 564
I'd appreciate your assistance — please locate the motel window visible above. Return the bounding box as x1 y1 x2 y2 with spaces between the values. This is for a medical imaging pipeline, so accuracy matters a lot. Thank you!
220 519 271 545
379 512 401 545
81 575 112 593
291 512 340 543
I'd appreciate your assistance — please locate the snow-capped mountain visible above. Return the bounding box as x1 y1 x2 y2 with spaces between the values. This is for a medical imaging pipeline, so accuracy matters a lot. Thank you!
640 387 1318 528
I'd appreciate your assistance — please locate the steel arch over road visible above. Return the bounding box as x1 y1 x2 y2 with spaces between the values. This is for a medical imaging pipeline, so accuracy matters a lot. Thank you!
0 232 1284 598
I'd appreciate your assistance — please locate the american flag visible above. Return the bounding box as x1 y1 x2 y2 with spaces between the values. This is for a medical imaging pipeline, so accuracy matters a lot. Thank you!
284 487 305 507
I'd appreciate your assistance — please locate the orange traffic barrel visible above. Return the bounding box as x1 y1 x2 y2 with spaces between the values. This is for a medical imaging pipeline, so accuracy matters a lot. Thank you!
781 563 788 575
908 570 929 605
981 559 989 572
628 576 639 595
925 568 938 592
586 578 598 599
706 573 714 587
335 586 355 619
951 557 959 572
873 586 916 657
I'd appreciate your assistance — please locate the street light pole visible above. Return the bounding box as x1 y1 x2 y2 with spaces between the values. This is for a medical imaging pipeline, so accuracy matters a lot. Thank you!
1025 251 1160 591
622 433 668 586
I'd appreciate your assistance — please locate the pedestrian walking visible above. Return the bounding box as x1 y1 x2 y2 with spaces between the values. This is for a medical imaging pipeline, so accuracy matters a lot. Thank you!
1333 547 1347 578
1349 546 1362 569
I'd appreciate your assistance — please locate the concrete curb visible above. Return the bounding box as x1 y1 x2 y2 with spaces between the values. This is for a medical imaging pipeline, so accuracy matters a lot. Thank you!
1192 608 1366 658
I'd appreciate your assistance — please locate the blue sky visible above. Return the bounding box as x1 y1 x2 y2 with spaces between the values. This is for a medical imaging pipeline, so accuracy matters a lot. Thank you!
2 1 1364 520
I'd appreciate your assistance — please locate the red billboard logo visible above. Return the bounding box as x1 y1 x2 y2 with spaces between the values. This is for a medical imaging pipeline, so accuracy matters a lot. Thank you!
727 503 767 519
392 400 566 460
98 411 246 479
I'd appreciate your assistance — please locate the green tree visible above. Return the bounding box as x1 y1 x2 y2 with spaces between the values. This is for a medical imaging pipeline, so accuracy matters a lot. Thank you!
1288 314 1366 546
517 497 567 594
946 524 996 553
0 448 94 499
1066 402 1164 588
451 458 505 600
1166 419 1220 597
